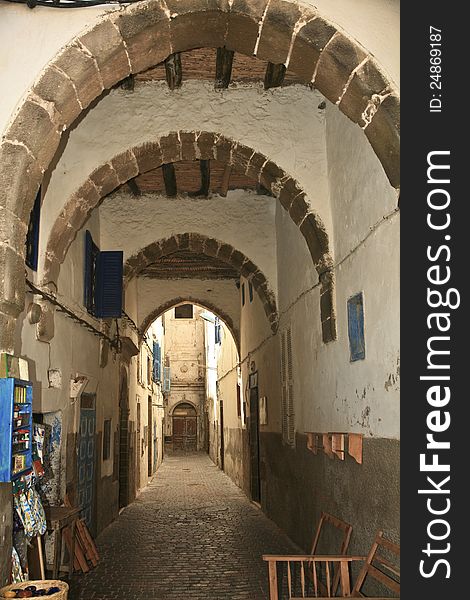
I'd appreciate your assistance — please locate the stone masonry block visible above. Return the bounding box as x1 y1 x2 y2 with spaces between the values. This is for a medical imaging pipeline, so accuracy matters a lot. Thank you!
54 44 104 109
112 0 171 73
289 194 309 226
142 242 164 263
167 0 229 52
196 132 217 160
161 236 179 256
288 16 336 82
256 0 302 64
176 233 190 250
229 249 245 270
260 161 284 193
36 301 55 343
33 66 82 129
111 150 139 184
226 0 269 56
0 208 28 253
48 215 75 263
160 133 182 164
217 243 234 262
133 142 163 174
214 137 233 164
6 100 61 173
245 152 266 181
0 245 25 317
0 142 43 222
79 20 131 89
179 132 197 161
0 310 17 353
90 163 120 198
240 259 257 278
203 238 219 257
278 178 304 210
364 93 400 189
339 59 390 126
314 32 367 104
189 233 205 254
73 179 101 214
299 213 323 266
231 144 253 175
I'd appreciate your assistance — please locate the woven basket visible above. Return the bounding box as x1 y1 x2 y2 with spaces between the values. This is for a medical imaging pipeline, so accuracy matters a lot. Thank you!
0 580 68 599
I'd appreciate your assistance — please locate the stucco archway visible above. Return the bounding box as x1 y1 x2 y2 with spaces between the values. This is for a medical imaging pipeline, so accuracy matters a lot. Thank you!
141 298 240 352
125 233 278 333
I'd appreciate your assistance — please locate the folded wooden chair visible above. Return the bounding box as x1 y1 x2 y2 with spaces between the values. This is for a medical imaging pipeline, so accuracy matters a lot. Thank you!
263 530 400 599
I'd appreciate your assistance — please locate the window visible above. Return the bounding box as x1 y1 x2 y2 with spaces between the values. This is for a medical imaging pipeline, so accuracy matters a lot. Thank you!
147 353 152 386
153 341 162 382
84 230 123 318
25 188 41 271
241 283 245 306
280 327 295 446
236 384 241 417
347 292 366 361
249 282 254 302
175 304 193 319
214 317 221 344
103 419 111 460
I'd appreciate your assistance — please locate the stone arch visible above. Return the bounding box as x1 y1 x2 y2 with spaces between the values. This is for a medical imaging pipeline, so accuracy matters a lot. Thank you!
141 298 240 353
42 132 330 284
169 401 199 417
0 0 398 344
126 233 278 333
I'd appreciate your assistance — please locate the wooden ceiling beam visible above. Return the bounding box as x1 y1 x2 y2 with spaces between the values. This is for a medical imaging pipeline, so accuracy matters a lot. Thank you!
127 177 141 197
165 53 183 90
162 163 177 197
219 164 232 197
215 47 235 89
264 63 286 90
189 160 211 197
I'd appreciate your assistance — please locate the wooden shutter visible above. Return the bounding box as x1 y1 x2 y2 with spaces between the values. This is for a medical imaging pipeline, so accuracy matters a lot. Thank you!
163 367 171 393
153 342 162 382
286 327 295 446
25 188 41 271
94 251 123 318
84 230 99 314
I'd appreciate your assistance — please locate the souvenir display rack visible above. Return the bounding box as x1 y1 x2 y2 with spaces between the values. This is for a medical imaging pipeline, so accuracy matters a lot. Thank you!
0 378 33 483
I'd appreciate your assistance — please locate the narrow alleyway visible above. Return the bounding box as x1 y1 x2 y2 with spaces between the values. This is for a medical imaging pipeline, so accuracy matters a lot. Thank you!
69 454 298 600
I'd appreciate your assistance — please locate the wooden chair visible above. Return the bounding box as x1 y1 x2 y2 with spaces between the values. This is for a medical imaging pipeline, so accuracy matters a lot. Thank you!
263 530 400 599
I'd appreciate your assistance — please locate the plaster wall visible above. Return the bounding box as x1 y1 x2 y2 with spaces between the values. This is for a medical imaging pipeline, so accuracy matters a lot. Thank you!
0 0 399 137
99 189 278 292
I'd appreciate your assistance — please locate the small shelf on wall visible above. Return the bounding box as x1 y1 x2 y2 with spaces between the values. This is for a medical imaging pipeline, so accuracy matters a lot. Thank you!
305 431 363 464
0 378 34 482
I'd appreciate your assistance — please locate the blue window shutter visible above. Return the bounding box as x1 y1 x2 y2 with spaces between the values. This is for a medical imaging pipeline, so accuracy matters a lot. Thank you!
153 342 162 382
84 230 99 313
25 188 41 271
347 292 365 361
95 251 123 318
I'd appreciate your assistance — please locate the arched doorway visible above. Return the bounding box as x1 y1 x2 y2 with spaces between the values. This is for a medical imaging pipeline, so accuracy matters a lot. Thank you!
172 403 197 452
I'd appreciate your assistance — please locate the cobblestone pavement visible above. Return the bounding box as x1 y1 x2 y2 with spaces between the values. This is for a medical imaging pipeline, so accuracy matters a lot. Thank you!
69 453 298 600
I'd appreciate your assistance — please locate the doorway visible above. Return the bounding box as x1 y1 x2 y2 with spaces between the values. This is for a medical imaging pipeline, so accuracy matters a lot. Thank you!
219 400 225 471
78 393 96 530
249 374 261 503
172 403 197 451
148 397 153 476
118 370 129 509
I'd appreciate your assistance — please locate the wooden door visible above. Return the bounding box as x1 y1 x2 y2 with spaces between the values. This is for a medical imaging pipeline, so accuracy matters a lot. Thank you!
249 384 261 503
172 404 197 451
78 394 96 529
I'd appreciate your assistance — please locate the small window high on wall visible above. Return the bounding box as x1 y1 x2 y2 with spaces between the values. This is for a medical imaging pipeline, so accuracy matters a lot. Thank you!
175 304 193 319
347 292 366 361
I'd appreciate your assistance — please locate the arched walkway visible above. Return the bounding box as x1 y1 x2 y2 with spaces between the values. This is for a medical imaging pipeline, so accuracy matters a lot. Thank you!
0 0 399 351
